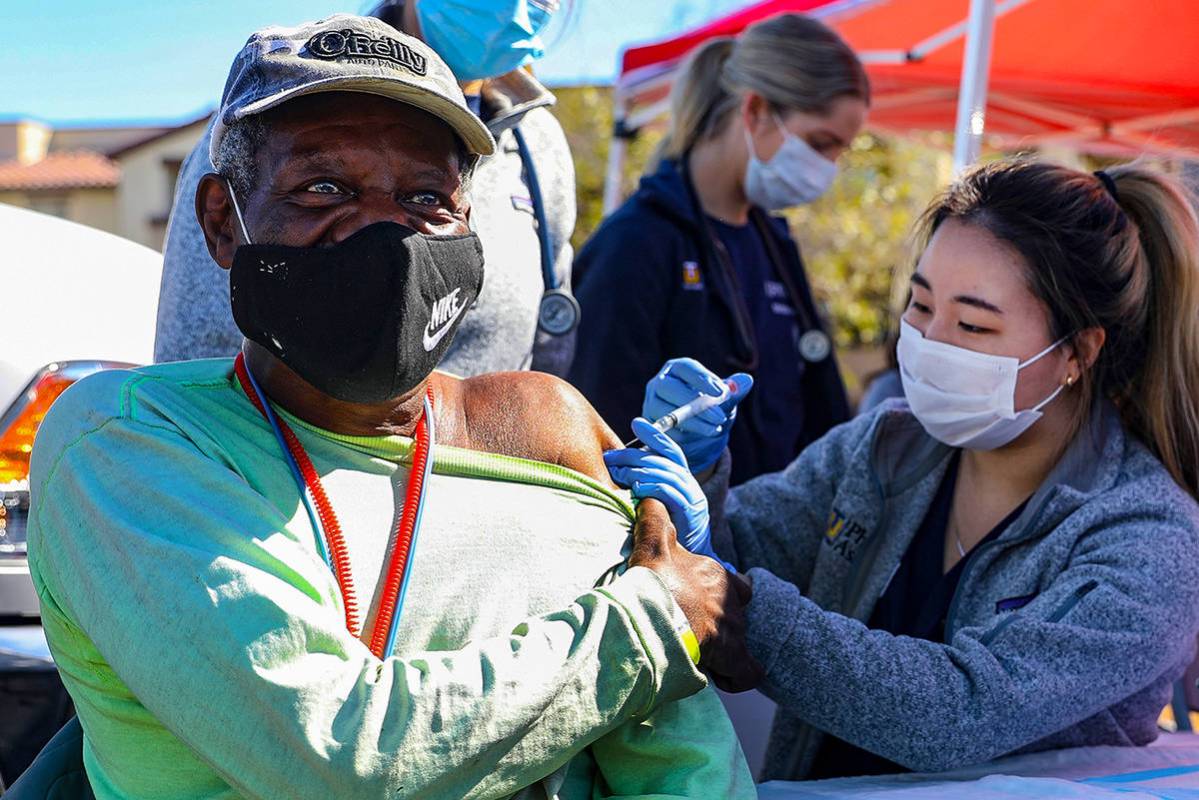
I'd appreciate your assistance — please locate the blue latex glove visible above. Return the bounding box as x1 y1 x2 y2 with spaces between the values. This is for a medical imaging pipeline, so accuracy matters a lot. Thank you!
642 358 753 473
605 417 735 572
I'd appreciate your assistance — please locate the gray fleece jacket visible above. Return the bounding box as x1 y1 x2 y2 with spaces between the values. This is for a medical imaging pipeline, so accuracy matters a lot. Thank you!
707 399 1199 781
153 70 576 376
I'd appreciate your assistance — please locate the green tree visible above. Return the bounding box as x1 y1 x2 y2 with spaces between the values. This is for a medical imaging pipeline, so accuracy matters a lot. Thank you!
786 132 950 347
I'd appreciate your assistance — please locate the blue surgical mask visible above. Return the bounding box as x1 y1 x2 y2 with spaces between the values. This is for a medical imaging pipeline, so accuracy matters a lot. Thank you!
416 0 559 81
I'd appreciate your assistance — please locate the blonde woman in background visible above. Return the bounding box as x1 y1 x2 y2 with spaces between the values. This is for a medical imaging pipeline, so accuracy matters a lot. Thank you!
569 14 869 487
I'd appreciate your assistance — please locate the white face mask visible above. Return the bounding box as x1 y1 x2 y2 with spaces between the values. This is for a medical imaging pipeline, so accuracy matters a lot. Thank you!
898 319 1069 450
744 113 838 210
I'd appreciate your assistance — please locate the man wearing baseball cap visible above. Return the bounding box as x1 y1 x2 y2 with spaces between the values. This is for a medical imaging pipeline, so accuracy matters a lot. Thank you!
23 15 758 800
156 0 581 379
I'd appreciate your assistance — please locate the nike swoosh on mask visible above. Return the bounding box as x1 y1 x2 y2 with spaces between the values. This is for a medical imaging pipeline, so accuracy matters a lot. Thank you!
422 293 468 352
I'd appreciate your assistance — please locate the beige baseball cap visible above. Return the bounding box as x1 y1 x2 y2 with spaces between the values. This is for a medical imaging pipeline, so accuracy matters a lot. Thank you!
209 14 496 164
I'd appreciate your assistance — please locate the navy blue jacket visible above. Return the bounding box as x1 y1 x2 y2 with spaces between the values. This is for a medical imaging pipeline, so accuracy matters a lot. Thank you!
569 158 849 485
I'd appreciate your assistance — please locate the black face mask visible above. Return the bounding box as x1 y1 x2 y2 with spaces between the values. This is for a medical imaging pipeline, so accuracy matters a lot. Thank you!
230 221 485 404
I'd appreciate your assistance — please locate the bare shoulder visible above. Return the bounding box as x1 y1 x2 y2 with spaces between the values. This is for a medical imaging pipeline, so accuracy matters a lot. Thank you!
454 371 621 483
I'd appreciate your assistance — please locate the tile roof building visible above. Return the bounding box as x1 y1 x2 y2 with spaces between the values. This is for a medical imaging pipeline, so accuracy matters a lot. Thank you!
0 150 120 191
0 115 209 250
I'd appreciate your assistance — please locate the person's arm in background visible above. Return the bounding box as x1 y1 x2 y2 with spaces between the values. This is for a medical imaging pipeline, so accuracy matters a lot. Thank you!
798 345 851 446
857 368 903 416
154 119 245 364
778 231 852 445
567 211 679 444
29 391 753 799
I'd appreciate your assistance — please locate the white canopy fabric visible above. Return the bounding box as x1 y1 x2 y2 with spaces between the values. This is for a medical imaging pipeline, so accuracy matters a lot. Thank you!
1 203 161 410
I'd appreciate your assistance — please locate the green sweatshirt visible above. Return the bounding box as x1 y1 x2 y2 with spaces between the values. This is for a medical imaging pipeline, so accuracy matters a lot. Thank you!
28 359 753 800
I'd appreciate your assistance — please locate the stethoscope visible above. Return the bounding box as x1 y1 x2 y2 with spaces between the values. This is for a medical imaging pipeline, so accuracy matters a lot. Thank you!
512 125 580 337
682 155 832 366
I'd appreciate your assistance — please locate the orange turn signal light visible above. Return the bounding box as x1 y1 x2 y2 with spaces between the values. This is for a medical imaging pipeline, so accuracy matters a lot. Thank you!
0 361 135 484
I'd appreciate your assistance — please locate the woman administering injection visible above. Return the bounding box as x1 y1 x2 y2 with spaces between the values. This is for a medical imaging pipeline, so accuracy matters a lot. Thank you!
607 159 1199 781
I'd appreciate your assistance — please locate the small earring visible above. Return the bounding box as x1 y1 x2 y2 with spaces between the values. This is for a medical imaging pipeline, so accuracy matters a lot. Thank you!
1065 375 1077 387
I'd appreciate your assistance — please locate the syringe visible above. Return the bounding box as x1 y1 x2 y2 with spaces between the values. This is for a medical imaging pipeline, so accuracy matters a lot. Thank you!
624 378 740 448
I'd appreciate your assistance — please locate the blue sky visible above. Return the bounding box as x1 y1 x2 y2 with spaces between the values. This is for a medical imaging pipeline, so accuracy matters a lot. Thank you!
3 0 746 126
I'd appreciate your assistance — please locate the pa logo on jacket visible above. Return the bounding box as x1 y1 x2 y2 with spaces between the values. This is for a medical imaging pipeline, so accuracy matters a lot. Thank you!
825 507 869 563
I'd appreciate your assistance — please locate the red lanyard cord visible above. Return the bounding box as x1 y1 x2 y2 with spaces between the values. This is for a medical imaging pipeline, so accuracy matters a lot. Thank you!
234 354 433 657
370 395 431 657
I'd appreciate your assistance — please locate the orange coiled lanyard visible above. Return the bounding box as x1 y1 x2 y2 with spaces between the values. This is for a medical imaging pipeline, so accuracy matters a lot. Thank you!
234 353 434 659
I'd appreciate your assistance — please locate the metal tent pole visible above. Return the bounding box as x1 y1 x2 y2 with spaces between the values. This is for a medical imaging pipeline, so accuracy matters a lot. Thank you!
599 89 637 215
601 137 626 215
952 0 997 173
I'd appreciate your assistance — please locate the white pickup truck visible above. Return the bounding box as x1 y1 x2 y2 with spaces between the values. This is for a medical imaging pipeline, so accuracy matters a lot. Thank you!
0 202 160 788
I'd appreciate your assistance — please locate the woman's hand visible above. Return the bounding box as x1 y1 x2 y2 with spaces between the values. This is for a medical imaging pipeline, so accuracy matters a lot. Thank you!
606 417 734 572
642 359 753 473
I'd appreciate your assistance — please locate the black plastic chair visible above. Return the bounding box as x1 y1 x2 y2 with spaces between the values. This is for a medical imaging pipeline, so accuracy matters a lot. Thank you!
2 718 93 799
